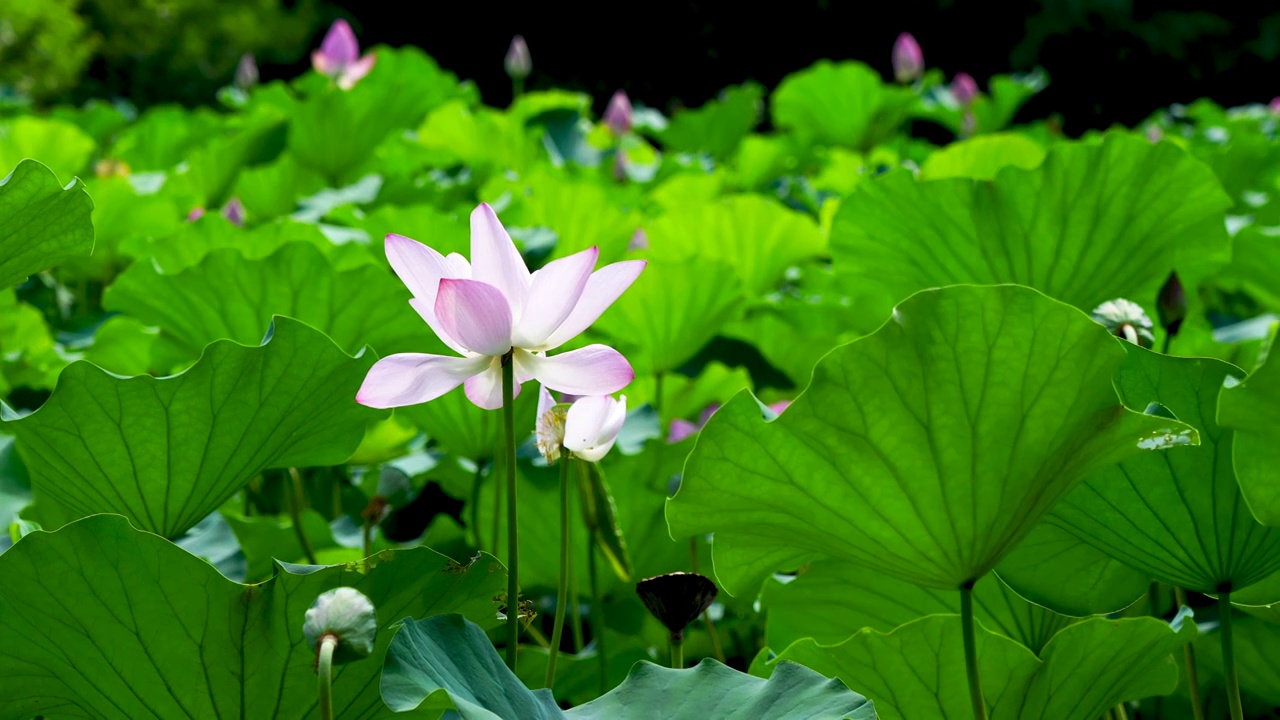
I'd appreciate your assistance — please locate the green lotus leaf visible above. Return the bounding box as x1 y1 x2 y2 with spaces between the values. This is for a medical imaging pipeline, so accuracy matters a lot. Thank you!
419 100 543 176
233 152 327 220
105 241 445 359
380 613 875 719
764 561 1074 655
0 159 95 289
122 215 338 274
771 60 915 149
660 83 763 159
9 317 384 539
995 521 1150 616
0 116 96 182
667 284 1196 596
0 514 502 719
777 612 1193 720
919 133 1046 180
643 195 825 296
482 169 640 263
1218 338 1280 526
830 134 1231 315
1048 347 1280 597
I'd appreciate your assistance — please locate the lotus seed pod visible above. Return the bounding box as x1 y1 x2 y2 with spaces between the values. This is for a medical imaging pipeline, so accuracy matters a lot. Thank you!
1091 298 1156 349
303 587 378 664
635 572 718 639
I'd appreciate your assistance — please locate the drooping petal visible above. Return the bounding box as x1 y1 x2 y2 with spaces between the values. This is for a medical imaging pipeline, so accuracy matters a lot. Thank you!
435 279 514 356
338 52 377 90
517 345 633 396
565 395 626 462
464 357 523 410
320 19 360 65
511 246 599 348
355 353 488 409
469 203 530 317
539 260 646 350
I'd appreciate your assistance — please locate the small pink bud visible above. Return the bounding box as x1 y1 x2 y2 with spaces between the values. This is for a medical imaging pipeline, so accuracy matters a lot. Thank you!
235 53 258 90
222 197 246 227
312 19 375 90
951 73 979 106
505 35 532 80
892 33 924 83
628 228 649 251
1145 125 1163 143
1269 97 1280 114
603 90 633 136
187 207 206 222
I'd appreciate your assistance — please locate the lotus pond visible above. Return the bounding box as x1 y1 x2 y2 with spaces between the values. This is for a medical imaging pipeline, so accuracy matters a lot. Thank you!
4 21 1280 720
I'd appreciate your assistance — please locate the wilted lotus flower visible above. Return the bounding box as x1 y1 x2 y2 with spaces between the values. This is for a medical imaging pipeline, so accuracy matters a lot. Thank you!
505 35 532 80
222 197 246 226
603 90 633 136
312 19 376 90
1091 298 1156 348
235 52 259 90
951 72 979 106
303 587 378 664
536 386 627 463
892 33 924 83
356 203 645 410
1156 272 1187 338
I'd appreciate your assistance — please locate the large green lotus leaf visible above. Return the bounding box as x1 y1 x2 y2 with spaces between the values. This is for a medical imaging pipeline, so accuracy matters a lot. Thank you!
644 195 825 296
1218 339 1280 525
0 159 94 288
764 561 1073 655
482 169 640 263
667 285 1196 595
123 215 339 273
289 47 470 183
9 317 384 539
830 134 1231 315
0 116 96 182
771 60 915 149
0 435 31 537
0 514 503 720
105 241 444 359
0 288 65 394
419 100 543 176
381 613 875 719
233 152 327 220
995 521 1149 616
778 613 1192 720
596 257 745 376
1213 225 1280 312
1048 347 1280 596
515 633 654 706
919 133 1046 181
84 315 160 377
111 105 224 171
660 83 763 159
398 383 537 462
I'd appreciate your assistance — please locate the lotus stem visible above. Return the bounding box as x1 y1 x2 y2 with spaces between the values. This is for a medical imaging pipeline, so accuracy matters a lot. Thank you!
688 534 726 662
589 537 608 694
288 468 318 565
316 633 337 720
1174 587 1205 720
502 351 520 671
546 452 573 690
960 581 988 720
1219 591 1243 720
670 630 684 669
570 549 585 653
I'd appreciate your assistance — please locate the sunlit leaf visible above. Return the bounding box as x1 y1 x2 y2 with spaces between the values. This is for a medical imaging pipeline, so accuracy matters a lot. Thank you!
0 159 94 288
771 61 915 149
1218 338 1280 526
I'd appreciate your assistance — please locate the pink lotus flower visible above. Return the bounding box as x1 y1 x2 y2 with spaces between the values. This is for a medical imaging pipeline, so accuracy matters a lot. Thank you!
535 386 627 463
356 203 645 410
312 19 376 90
505 35 532 80
603 90 633 136
951 72 979 106
892 33 924 83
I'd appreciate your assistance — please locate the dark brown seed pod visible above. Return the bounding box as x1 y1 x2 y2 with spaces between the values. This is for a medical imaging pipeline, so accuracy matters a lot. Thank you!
635 572 718 640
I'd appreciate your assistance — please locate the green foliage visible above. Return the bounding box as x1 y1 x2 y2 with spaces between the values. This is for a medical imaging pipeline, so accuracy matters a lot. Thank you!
0 159 94 289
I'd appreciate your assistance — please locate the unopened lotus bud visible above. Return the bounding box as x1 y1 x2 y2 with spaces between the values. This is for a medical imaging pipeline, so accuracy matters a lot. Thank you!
892 33 924 83
222 197 246 227
1156 272 1187 337
628 228 649 251
635 572 718 642
1091 298 1156 349
303 587 378 665
505 35 532 80
1270 97 1280 115
603 90 633 136
951 72 979 106
187 207 206 222
235 53 259 90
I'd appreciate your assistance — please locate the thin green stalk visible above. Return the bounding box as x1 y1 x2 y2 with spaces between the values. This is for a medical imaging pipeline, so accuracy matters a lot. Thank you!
468 461 485 551
588 539 608 694
316 633 337 720
1219 591 1243 720
1147 581 1161 617
670 632 684 669
1113 703 1129 720
288 468 318 564
960 582 988 720
1174 587 1205 720
545 452 573 690
653 371 665 418
492 457 502 558
569 541 585 653
502 352 520 671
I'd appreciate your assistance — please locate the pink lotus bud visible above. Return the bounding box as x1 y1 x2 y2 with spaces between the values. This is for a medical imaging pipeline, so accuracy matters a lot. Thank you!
604 90 633 136
951 73 979 106
1270 97 1280 114
235 53 259 90
187 207 206 222
505 35 532 80
892 33 924 83
222 197 246 226
312 19 376 90
628 228 649 251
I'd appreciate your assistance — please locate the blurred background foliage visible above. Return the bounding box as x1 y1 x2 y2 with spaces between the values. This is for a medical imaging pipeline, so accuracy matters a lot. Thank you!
1 0 1278 130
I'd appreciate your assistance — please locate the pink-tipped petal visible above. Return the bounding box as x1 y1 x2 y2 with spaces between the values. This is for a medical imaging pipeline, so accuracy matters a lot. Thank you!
435 279 514 356
540 260 646 350
564 395 627 462
518 345 633 397
512 246 599 348
464 358 523 410
338 52 377 90
355 353 488 409
320 19 360 65
312 50 336 76
470 203 530 316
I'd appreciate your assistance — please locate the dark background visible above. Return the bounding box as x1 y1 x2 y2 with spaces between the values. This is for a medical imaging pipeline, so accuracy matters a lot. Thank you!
10 0 1278 135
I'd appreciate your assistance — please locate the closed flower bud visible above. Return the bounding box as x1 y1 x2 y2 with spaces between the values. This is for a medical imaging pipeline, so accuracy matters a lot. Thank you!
603 90 633 136
235 53 259 90
1091 298 1156 349
951 72 979 106
303 587 378 665
505 35 532 80
892 33 924 83
636 572 718 641
1156 272 1187 337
